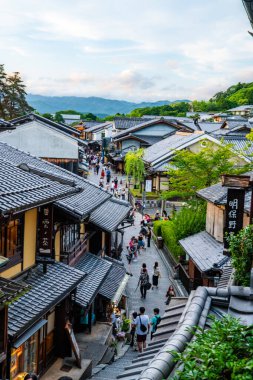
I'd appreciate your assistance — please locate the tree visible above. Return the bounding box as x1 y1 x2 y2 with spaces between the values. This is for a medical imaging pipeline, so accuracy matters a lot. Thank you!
1 69 32 119
163 142 251 199
42 113 54 121
0 64 7 118
124 148 145 187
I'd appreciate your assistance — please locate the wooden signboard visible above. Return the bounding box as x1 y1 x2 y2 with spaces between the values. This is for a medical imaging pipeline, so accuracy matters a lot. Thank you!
221 174 251 189
224 188 245 249
38 204 53 257
65 321 82 368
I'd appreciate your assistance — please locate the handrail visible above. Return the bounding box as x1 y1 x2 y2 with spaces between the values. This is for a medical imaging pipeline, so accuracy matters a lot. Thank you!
61 234 88 265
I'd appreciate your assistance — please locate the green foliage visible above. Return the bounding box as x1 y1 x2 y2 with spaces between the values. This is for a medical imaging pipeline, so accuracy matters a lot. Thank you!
163 142 251 200
226 225 253 287
121 318 131 332
128 102 190 118
129 189 160 199
153 202 206 259
172 315 253 380
191 82 253 113
124 149 145 185
153 220 168 236
0 64 32 119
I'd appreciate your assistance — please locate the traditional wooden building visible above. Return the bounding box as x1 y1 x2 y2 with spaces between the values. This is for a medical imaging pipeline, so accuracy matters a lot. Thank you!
0 113 87 174
178 174 253 291
0 141 132 379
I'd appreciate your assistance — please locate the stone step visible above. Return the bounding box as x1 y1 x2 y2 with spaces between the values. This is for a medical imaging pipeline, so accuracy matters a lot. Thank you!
124 360 150 371
132 353 155 363
153 322 178 337
165 302 187 313
144 341 164 351
117 366 143 379
137 346 160 358
148 337 168 346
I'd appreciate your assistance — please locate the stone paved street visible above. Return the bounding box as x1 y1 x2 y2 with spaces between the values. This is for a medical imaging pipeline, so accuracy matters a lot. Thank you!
88 166 176 324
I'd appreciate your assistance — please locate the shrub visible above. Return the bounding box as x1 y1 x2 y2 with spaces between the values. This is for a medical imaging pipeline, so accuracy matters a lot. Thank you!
153 202 206 260
172 315 253 380
153 220 168 236
227 225 253 286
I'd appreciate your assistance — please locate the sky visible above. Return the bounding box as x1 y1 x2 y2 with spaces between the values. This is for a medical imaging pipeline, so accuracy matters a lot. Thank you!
1 0 253 102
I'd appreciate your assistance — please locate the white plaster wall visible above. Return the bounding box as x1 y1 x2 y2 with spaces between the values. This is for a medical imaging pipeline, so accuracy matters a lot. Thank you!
0 121 78 159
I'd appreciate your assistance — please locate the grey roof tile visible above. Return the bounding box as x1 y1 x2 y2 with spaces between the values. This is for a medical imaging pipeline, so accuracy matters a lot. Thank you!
114 117 151 130
143 132 204 164
0 158 78 215
75 252 112 308
99 258 127 300
8 262 85 338
85 122 113 133
0 142 111 220
89 198 131 232
179 231 225 272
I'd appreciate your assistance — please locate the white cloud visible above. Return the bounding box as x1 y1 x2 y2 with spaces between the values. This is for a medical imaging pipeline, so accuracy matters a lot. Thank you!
0 0 252 101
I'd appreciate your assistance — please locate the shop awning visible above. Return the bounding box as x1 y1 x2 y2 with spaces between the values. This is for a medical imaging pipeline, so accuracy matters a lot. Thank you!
8 262 85 339
75 252 112 308
111 274 130 306
99 258 130 306
13 319 47 348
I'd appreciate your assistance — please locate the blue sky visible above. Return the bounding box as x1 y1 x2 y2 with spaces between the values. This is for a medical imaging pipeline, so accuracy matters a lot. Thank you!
1 0 253 101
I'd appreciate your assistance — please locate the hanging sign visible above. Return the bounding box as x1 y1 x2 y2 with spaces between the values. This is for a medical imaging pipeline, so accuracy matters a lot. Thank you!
224 188 245 249
145 180 152 193
39 204 53 257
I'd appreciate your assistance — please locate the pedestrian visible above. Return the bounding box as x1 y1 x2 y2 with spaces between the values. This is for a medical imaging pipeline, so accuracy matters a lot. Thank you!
130 311 138 348
101 168 105 179
114 177 118 190
163 209 168 218
106 168 111 183
96 163 100 175
137 234 145 253
111 181 115 194
150 308 161 340
129 236 138 261
165 285 175 305
155 210 160 220
134 306 150 353
138 264 149 299
24 375 38 380
147 226 151 247
140 225 148 239
152 262 161 289
121 188 126 200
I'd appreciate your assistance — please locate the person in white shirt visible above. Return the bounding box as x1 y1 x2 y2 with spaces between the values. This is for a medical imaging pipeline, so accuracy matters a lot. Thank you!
134 306 150 352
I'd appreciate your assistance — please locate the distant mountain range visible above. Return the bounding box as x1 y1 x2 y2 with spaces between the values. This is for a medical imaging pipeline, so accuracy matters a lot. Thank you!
26 94 190 116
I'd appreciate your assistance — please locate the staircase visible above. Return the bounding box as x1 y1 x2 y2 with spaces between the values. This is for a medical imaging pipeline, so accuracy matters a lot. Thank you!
91 347 137 380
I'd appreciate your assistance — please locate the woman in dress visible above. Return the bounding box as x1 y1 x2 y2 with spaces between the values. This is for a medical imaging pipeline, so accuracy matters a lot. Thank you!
165 285 175 305
152 262 161 289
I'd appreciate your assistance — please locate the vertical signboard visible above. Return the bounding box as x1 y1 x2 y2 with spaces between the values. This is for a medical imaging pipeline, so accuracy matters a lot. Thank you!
224 188 245 249
145 180 152 193
39 204 53 257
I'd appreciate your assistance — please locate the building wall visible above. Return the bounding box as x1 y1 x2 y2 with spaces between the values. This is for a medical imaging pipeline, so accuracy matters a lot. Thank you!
122 139 140 151
0 121 79 159
134 123 175 136
23 208 38 270
206 202 224 242
1 264 22 279
54 230 61 262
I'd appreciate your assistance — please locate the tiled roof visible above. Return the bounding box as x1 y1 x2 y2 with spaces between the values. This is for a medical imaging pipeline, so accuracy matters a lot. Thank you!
114 117 151 130
99 258 127 300
197 177 253 214
83 120 103 129
75 252 112 308
0 277 29 307
222 136 253 159
228 105 253 112
114 118 193 140
179 231 225 272
182 121 222 133
143 132 208 165
0 142 111 220
89 198 131 232
85 122 112 133
8 262 85 338
0 158 78 215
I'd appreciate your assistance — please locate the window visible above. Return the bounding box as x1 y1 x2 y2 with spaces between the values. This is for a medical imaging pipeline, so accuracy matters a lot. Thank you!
0 218 23 258
62 224 80 252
